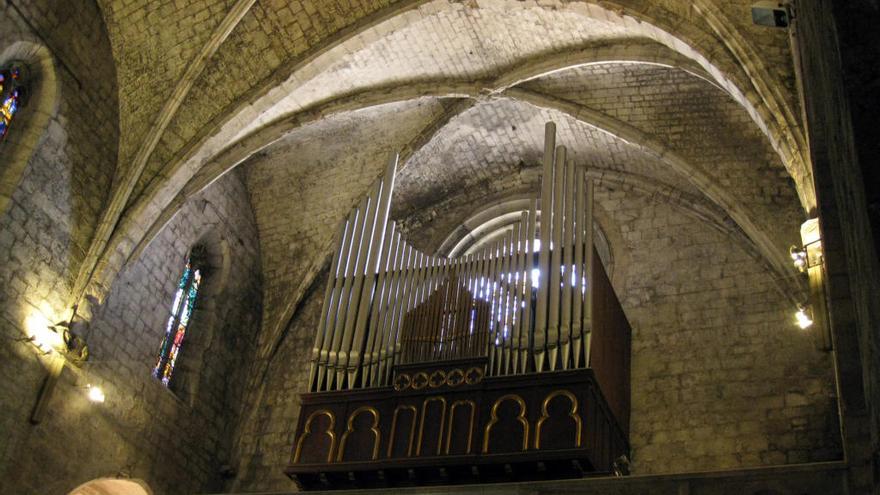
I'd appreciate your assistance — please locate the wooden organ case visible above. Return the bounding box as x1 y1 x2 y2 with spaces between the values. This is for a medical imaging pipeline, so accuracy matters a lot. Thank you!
286 123 632 490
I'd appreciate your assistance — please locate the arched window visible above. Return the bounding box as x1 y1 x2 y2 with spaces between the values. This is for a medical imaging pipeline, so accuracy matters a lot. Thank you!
152 248 206 386
0 63 27 141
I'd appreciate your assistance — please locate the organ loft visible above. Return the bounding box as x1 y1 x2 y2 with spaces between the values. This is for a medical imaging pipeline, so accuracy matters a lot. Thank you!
0 1 878 495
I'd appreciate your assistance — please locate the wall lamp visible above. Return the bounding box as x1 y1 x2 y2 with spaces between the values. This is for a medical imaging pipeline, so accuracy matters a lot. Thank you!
25 319 89 364
789 246 807 272
27 307 91 424
790 219 832 350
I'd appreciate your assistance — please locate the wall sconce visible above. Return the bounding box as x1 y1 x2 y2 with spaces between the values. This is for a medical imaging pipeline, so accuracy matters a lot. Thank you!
795 305 813 329
24 319 89 364
789 246 807 272
28 307 90 424
800 220 823 270
794 218 832 350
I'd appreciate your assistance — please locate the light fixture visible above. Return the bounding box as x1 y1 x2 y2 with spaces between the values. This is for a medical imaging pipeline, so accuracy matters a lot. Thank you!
24 317 90 364
789 245 807 272
24 312 67 354
797 218 831 350
795 305 813 329
751 1 790 28
27 305 91 424
86 384 105 403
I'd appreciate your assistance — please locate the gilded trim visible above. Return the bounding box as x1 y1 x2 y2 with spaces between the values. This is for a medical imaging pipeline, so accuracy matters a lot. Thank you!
534 389 582 449
387 404 418 458
445 400 476 455
416 396 447 456
293 409 336 464
429 369 447 388
412 371 429 390
482 394 529 453
337 406 381 462
465 366 484 385
446 368 465 387
393 373 411 391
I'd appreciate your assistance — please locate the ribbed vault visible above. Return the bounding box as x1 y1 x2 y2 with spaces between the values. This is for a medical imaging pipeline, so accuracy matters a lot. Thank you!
71 0 812 320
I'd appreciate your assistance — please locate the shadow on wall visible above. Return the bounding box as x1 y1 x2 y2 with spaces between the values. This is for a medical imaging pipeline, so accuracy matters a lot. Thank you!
68 478 152 495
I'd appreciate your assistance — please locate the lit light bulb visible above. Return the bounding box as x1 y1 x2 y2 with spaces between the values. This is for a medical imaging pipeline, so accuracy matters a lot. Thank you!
25 312 66 353
87 384 105 403
795 307 813 329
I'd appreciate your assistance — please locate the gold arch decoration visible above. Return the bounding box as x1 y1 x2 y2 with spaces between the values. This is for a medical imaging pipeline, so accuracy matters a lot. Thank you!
337 406 381 462
387 404 418 458
482 394 529 453
293 409 337 463
416 396 447 456
445 399 476 455
534 389 582 450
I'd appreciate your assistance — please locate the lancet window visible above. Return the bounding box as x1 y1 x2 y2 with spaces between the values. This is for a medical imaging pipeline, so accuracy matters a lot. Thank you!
153 251 203 386
0 64 26 141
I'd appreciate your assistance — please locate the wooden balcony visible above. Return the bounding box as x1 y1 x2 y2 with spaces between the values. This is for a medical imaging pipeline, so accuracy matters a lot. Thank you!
287 365 628 490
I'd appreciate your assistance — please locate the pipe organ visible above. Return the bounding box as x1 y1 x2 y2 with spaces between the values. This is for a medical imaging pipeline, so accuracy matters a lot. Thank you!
287 123 632 490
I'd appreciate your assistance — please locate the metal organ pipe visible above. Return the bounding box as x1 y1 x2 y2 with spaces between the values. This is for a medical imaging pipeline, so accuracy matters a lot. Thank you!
306 122 598 392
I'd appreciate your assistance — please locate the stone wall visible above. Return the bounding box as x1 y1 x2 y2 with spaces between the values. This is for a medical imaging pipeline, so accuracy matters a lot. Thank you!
609 190 840 472
794 0 880 490
0 1 863 493
0 168 262 495
0 1 121 491
225 109 840 492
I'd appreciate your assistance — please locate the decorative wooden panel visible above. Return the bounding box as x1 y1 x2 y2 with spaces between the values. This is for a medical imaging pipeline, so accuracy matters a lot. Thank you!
287 368 628 490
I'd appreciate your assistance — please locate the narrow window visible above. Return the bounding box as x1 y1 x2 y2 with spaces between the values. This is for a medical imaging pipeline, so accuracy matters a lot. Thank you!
0 64 26 141
153 255 203 386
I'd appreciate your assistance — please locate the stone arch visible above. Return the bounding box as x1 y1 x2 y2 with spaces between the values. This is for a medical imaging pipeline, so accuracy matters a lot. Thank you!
71 0 812 319
67 478 152 495
438 195 616 279
123 83 801 367
183 0 803 202
0 40 60 217
135 76 792 288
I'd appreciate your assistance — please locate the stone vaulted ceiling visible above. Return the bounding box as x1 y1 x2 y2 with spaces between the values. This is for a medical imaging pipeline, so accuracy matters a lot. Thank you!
76 0 811 345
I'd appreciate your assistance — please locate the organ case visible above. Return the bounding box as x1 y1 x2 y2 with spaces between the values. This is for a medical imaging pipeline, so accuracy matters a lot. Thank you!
286 122 632 490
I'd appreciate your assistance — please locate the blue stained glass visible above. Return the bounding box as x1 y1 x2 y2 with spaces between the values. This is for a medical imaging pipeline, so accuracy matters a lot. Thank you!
178 265 191 289
153 258 202 387
0 67 23 141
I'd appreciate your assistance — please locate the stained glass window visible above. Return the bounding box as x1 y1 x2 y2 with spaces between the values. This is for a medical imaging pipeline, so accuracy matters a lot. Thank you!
0 65 25 141
152 256 202 386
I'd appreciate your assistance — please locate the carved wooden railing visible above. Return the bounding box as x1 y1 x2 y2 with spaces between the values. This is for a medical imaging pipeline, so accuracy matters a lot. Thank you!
287 367 628 490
